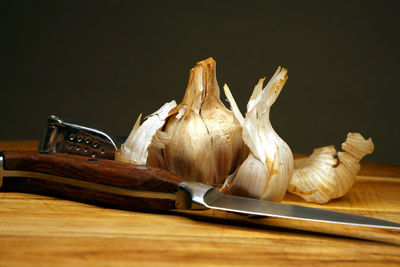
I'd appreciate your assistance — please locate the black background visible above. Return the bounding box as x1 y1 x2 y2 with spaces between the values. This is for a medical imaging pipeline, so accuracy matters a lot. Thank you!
1 1 399 164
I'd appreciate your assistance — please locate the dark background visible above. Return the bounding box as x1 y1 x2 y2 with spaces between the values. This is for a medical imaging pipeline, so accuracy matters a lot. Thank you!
1 1 399 164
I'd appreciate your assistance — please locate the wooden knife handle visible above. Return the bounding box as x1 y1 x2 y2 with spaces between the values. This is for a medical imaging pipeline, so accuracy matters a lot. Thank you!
0 151 185 211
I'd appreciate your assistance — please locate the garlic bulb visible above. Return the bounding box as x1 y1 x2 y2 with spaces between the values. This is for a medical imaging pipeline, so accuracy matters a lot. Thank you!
221 67 294 202
287 133 374 204
163 58 246 185
118 58 246 186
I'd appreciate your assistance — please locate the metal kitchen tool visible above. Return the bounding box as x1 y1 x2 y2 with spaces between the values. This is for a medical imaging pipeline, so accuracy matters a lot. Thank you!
39 115 120 160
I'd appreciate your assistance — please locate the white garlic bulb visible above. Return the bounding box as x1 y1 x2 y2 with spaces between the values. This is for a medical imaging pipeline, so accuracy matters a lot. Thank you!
221 67 294 202
163 58 246 185
287 133 374 204
118 58 246 186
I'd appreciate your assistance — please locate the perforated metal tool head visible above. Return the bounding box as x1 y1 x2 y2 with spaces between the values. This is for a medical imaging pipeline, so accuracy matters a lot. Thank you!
39 115 118 159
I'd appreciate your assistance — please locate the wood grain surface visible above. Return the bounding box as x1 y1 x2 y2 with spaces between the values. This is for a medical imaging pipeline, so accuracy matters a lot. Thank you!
0 140 399 266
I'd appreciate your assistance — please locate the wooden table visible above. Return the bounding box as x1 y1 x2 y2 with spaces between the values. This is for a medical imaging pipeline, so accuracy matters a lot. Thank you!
0 141 399 266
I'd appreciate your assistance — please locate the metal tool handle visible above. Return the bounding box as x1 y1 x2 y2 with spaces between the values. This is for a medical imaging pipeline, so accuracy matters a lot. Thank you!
0 151 186 211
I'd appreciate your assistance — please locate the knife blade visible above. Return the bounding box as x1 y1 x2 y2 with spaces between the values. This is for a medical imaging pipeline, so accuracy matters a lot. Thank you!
179 181 400 229
1 151 399 230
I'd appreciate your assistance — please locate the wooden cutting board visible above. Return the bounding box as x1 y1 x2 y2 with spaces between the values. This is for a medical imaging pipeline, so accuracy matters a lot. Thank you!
0 140 399 266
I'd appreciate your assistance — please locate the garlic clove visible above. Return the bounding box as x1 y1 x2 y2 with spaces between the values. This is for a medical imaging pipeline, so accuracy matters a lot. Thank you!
117 100 176 165
222 67 294 202
201 104 245 185
146 129 170 169
200 60 246 184
287 133 374 204
163 107 217 184
242 67 289 164
162 59 217 184
221 152 269 198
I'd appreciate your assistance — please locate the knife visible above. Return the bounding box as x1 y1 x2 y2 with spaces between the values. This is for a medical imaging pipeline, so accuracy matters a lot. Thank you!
1 150 399 230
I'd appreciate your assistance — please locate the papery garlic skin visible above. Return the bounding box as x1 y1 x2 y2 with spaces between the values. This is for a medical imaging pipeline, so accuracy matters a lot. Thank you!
117 100 176 168
163 58 246 185
287 133 374 204
222 67 294 202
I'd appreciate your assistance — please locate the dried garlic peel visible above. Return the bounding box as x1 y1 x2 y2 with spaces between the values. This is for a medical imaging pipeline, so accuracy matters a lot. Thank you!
222 67 294 202
288 133 374 204
117 100 176 167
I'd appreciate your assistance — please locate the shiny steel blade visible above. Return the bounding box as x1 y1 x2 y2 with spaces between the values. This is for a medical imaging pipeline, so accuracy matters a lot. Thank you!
179 181 400 230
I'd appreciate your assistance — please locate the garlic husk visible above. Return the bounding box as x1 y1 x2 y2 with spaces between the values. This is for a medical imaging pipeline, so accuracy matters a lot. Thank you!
287 133 374 204
221 67 294 202
163 58 246 185
117 100 176 168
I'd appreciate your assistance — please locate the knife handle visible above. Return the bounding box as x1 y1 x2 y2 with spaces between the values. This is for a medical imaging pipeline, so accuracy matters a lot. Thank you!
0 151 185 211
